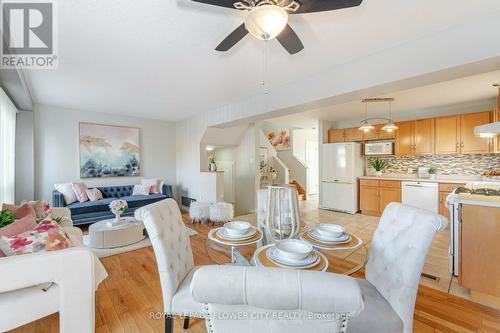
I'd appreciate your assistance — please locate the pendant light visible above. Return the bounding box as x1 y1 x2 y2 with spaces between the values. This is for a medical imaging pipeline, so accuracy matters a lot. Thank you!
381 99 398 133
359 101 375 132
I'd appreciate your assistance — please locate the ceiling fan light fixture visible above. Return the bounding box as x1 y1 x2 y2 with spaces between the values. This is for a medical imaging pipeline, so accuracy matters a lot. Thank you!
244 4 288 40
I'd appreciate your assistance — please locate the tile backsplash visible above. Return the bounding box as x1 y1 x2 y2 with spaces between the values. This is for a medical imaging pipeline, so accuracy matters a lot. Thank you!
366 154 500 176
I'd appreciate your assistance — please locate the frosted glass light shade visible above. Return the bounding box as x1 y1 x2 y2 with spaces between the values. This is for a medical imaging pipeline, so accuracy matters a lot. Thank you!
382 122 398 133
245 5 288 41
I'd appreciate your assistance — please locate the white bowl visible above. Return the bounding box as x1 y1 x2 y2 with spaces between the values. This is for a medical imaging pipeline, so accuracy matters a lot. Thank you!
275 239 313 262
315 224 345 239
223 221 251 236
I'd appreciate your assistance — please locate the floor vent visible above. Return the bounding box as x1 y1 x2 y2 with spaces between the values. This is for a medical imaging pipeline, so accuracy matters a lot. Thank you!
181 196 196 207
421 273 439 281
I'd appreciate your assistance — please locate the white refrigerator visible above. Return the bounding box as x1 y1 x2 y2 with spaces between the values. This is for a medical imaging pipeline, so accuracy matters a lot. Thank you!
320 142 364 214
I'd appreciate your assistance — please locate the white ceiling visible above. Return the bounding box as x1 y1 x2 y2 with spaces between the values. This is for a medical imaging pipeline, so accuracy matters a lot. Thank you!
298 70 500 123
24 0 500 121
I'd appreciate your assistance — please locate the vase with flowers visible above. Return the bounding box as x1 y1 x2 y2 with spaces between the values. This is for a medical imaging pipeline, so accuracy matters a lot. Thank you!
208 155 217 172
109 199 128 224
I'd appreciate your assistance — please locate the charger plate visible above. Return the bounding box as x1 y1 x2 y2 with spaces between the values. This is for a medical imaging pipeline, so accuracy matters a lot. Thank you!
300 230 363 251
209 227 263 246
253 244 328 272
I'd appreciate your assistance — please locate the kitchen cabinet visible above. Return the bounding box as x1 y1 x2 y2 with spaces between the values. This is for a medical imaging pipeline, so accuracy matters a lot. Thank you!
328 129 345 143
344 127 364 142
435 115 461 154
494 108 500 153
460 111 492 154
360 179 401 216
460 204 500 298
328 128 363 142
396 119 434 156
438 183 465 220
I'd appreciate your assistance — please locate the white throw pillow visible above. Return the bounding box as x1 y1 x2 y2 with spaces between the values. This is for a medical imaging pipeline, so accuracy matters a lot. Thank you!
132 185 151 196
54 183 77 205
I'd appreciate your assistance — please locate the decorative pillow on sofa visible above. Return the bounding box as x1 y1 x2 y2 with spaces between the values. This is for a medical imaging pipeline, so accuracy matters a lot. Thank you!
2 203 36 219
141 178 161 194
86 188 103 201
132 185 151 196
20 200 50 220
54 183 78 205
0 215 38 257
0 220 71 256
71 182 89 203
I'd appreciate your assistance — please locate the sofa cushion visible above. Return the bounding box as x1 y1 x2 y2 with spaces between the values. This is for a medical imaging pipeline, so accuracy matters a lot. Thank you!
120 194 167 208
67 198 117 215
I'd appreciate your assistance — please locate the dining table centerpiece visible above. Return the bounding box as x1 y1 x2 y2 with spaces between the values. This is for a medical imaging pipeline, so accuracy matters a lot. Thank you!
109 199 128 224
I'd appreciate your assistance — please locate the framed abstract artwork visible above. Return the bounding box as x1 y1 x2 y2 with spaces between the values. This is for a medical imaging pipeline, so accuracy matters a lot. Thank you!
79 123 141 178
267 129 291 151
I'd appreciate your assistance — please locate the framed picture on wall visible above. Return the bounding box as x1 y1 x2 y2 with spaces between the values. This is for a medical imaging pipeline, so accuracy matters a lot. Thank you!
267 129 291 151
79 123 141 178
259 147 268 174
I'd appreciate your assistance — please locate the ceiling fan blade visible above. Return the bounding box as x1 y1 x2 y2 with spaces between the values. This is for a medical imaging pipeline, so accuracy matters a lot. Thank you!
191 0 238 9
293 0 363 14
276 24 304 55
215 23 249 51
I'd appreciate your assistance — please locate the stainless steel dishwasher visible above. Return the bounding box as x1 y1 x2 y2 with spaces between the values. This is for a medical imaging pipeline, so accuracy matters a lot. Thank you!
401 181 439 213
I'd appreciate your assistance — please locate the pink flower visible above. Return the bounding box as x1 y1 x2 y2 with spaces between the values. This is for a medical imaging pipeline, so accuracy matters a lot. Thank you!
10 237 32 250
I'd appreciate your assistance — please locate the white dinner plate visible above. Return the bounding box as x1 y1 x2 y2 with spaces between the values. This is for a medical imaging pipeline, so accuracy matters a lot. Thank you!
267 246 320 268
308 229 352 244
217 228 256 241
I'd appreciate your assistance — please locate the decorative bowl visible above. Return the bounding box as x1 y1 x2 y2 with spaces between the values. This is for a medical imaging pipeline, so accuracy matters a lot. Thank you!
223 221 251 236
275 239 313 262
315 224 345 239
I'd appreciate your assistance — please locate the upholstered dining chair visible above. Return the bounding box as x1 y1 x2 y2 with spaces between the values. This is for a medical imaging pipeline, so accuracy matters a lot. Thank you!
190 203 448 333
135 199 204 333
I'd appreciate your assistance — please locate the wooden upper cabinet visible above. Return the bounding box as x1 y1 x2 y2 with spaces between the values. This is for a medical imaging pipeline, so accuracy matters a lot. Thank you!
344 127 364 142
395 121 414 156
362 126 379 141
435 115 460 154
378 124 396 140
492 108 500 153
414 118 434 155
328 129 345 143
460 111 491 154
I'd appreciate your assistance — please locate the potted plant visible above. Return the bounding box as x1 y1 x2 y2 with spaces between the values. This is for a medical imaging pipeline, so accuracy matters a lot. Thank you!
428 166 437 180
369 158 388 177
208 156 217 172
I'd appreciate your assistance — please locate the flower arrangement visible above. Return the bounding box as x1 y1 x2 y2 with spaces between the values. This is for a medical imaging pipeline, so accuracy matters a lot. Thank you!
109 200 128 217
369 158 389 177
208 155 217 172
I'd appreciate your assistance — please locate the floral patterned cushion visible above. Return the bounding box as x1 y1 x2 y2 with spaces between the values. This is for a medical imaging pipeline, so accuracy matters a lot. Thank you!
20 200 50 219
0 220 72 256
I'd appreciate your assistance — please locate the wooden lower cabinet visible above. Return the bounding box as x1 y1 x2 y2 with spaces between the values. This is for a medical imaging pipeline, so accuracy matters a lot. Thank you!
460 204 500 298
360 179 401 216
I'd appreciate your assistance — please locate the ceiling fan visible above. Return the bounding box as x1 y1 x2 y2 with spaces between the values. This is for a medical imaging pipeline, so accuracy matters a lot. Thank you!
191 0 363 55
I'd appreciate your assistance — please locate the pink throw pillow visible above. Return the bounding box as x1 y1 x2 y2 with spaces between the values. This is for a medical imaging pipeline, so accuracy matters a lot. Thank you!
72 182 88 202
86 188 103 202
2 203 36 219
141 178 161 194
0 215 37 237
20 200 50 219
0 220 71 256
132 185 150 196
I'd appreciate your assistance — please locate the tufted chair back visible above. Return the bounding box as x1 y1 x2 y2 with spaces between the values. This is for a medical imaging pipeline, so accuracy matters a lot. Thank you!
365 203 448 333
135 199 194 313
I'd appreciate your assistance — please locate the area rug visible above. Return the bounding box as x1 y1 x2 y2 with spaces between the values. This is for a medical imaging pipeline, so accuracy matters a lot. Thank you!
84 227 198 258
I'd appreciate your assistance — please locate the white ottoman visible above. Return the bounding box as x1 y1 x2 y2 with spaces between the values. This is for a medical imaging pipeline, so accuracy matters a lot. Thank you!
189 202 211 224
209 202 234 225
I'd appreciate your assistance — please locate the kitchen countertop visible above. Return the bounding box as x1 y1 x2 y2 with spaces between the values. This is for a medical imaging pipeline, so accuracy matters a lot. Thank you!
358 174 481 184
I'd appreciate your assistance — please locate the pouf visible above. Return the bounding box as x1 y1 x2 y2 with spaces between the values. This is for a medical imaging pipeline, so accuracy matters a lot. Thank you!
189 202 211 224
209 202 234 225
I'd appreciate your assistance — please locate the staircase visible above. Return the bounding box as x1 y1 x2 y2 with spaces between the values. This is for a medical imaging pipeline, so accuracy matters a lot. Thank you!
290 180 307 200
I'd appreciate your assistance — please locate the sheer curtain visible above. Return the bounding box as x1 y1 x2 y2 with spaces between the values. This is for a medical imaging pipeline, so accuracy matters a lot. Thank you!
0 87 17 204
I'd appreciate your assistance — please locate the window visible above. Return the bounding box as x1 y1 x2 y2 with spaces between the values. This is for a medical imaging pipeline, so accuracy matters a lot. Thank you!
0 87 17 204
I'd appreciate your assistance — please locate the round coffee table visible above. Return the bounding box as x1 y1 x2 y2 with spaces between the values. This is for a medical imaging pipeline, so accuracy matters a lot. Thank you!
84 217 145 249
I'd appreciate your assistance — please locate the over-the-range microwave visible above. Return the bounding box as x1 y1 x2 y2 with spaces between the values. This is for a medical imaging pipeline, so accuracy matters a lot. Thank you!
364 141 395 156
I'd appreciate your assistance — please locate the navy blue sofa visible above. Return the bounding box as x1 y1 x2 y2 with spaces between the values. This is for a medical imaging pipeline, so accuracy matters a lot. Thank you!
52 184 173 225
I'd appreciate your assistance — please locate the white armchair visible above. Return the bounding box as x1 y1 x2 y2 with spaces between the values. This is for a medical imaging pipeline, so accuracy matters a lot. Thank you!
0 208 108 333
191 203 448 333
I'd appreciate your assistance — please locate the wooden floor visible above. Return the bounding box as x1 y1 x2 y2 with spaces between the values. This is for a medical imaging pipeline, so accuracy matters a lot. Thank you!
10 205 500 333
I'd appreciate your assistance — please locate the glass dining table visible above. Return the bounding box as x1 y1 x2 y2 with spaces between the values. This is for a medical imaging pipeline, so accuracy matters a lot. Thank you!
205 226 368 276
